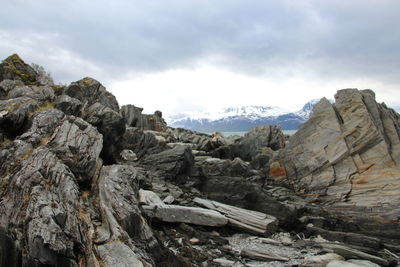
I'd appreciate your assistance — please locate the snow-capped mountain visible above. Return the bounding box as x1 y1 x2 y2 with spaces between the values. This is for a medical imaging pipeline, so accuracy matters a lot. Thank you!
168 99 323 132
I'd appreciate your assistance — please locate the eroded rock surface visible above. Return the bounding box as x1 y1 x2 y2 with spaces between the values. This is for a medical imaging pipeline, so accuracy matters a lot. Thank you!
272 89 400 239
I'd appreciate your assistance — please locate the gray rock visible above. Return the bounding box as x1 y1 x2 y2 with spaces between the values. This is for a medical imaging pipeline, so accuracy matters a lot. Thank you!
121 104 167 131
142 204 228 227
321 243 388 266
48 115 103 186
7 85 54 101
0 97 38 138
64 77 119 112
326 260 380 267
122 127 168 159
83 102 125 163
273 89 400 238
140 145 194 180
300 253 345 267
55 94 82 116
194 197 278 236
96 241 144 267
0 54 38 85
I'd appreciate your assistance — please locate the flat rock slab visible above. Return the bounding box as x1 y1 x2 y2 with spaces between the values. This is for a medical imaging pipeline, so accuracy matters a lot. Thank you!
194 197 278 236
142 204 228 227
321 243 388 266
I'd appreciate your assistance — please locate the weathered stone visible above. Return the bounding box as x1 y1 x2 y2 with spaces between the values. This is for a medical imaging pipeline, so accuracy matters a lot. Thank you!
0 54 38 85
321 243 389 266
121 104 167 131
0 97 39 138
122 127 168 159
326 260 380 267
240 248 289 261
194 197 278 236
48 115 103 187
55 95 82 116
138 189 164 206
142 204 228 227
140 145 194 179
273 89 400 239
231 125 285 161
96 241 144 267
83 102 125 163
300 253 345 267
64 77 119 112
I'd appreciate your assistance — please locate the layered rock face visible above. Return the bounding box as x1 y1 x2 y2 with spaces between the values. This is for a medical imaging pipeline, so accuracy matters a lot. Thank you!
272 89 400 238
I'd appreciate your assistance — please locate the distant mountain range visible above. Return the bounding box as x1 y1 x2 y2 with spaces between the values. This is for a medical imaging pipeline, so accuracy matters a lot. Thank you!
167 99 322 132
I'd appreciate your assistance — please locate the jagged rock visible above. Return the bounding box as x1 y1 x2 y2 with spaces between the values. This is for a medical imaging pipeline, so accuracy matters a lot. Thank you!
142 204 229 227
122 127 168 159
121 104 167 131
300 253 345 267
55 95 82 116
0 97 39 138
194 197 278 236
198 174 304 227
0 54 38 85
273 89 400 239
83 102 125 163
138 189 164 206
64 77 119 112
229 125 285 161
7 84 54 102
140 145 194 180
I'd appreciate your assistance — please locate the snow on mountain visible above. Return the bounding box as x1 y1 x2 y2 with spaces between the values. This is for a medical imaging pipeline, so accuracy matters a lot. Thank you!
167 99 323 132
168 105 289 124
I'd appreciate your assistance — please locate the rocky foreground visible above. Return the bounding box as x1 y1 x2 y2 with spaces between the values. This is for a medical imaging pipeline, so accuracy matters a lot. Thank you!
0 54 399 267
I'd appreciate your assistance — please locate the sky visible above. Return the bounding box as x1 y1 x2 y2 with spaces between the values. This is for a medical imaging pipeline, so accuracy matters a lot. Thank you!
1 0 400 118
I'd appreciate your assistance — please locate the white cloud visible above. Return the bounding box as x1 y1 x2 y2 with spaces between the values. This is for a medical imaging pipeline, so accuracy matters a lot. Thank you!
107 62 400 118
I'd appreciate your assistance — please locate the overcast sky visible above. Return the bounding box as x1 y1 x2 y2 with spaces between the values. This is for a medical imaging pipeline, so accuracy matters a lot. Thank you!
1 0 399 117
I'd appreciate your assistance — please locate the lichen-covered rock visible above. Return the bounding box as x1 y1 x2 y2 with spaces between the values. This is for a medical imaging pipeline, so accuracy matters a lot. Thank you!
273 89 400 239
0 54 38 85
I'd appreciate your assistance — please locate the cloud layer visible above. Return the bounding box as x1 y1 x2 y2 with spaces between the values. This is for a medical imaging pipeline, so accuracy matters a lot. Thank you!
1 0 399 114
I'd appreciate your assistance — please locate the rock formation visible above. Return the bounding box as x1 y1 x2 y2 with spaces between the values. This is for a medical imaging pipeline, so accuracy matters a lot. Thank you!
0 54 399 267
271 89 400 240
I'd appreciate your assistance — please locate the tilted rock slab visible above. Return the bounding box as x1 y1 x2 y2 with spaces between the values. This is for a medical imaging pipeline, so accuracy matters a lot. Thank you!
272 89 400 239
142 204 228 227
194 197 278 236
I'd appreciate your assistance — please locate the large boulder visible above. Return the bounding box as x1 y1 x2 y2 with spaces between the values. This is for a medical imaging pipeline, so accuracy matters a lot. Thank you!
272 89 400 239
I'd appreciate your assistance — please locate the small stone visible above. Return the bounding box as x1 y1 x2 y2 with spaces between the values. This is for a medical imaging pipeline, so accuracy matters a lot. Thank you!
189 238 200 244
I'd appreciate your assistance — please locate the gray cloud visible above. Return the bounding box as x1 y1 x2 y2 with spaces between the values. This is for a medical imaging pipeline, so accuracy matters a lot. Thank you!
0 0 400 87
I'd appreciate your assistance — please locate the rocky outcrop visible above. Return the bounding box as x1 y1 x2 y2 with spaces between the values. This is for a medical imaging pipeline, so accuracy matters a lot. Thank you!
214 125 285 161
0 54 38 85
272 89 400 239
121 104 167 131
1 54 399 266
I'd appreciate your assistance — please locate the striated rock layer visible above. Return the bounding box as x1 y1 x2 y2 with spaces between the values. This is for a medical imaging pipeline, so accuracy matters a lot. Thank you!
271 89 400 239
